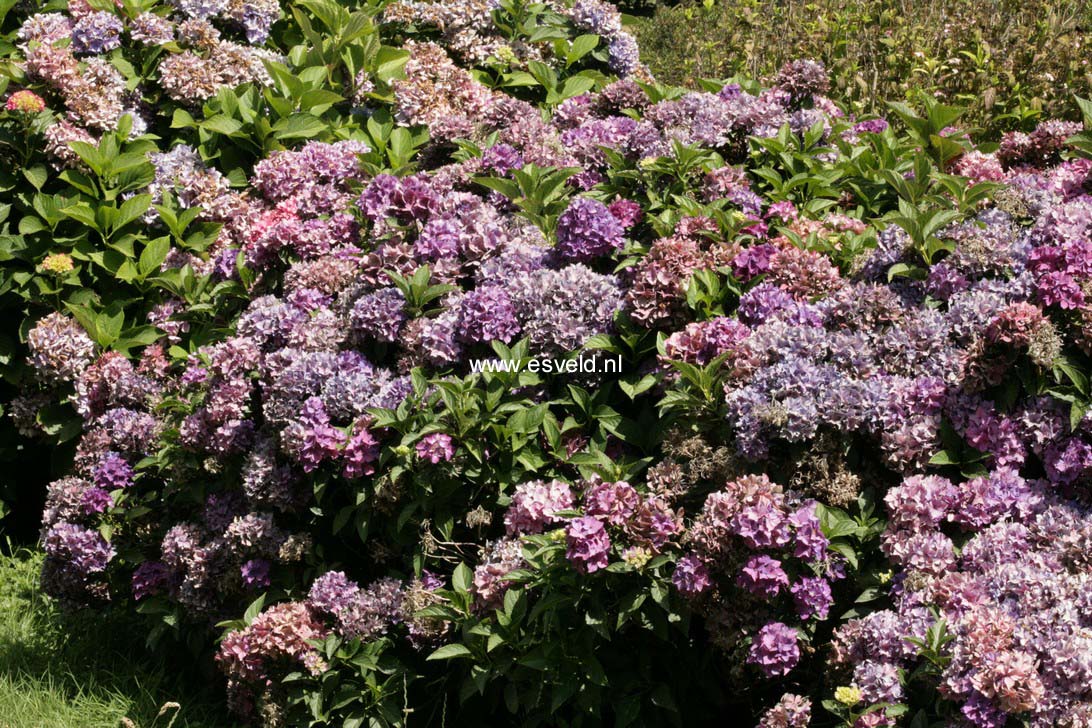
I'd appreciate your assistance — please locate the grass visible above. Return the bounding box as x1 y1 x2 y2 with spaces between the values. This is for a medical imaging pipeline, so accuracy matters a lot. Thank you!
0 548 237 728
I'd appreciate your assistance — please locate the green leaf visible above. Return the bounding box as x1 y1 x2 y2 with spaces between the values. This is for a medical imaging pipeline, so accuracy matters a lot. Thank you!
566 35 599 65
273 114 329 141
138 236 170 277
1076 96 1092 127
116 194 152 230
95 309 125 347
451 562 472 595
887 262 927 282
527 61 557 91
1071 400 1088 431
243 594 267 624
929 448 960 466
201 116 243 136
22 165 48 191
557 75 596 102
426 643 473 661
299 89 343 113
60 202 100 230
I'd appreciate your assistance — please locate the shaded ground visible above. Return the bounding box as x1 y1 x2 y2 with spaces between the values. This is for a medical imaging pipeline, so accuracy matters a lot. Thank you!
0 548 235 728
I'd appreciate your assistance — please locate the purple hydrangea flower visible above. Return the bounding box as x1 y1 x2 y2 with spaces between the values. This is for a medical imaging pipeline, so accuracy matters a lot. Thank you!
747 622 801 677
308 571 360 616
853 660 904 705
415 433 455 464
789 503 829 561
607 35 640 76
555 197 625 262
737 554 790 598
241 559 272 589
43 522 115 575
71 12 124 54
583 480 640 526
351 288 407 343
608 199 642 229
672 553 712 596
132 561 172 600
281 397 342 472
481 143 524 175
343 423 379 479
93 451 134 490
457 286 521 344
791 576 833 620
732 244 777 280
854 118 889 135
565 516 611 573
80 487 114 515
416 218 461 260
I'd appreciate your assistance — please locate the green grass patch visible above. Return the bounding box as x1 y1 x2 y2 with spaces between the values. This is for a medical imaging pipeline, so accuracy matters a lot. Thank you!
0 548 236 728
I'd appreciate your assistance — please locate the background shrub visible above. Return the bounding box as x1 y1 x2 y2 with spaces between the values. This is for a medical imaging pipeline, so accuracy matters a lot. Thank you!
631 0 1092 136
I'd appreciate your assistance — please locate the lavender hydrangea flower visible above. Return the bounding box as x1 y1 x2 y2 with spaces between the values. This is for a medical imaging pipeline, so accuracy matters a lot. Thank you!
555 197 624 262
457 286 521 344
607 35 640 76
43 522 115 576
71 12 123 54
27 313 95 384
175 0 231 21
281 397 342 472
853 660 904 704
472 538 525 611
131 13 174 44
132 561 172 600
775 60 830 104
506 264 622 354
569 0 623 36
308 571 360 616
351 288 407 343
227 0 281 43
748 622 801 677
758 693 812 728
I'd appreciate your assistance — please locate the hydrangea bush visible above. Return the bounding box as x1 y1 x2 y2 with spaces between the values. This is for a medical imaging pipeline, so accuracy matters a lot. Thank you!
5 0 1092 726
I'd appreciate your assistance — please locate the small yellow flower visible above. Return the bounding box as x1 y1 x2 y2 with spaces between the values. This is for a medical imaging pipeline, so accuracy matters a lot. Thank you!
39 253 74 275
622 546 652 567
834 686 862 706
877 570 894 584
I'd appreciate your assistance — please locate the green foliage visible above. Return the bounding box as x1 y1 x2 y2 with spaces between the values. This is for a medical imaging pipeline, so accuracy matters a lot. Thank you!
633 0 1092 137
